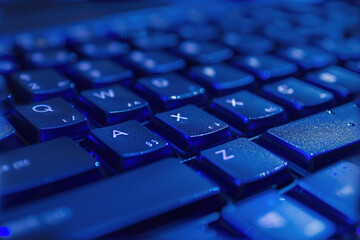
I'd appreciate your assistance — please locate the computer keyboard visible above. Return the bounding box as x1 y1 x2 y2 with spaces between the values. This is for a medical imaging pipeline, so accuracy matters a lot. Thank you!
0 0 359 239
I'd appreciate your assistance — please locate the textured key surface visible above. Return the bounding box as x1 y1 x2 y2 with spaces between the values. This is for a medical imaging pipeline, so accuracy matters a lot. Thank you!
79 85 151 125
151 105 231 152
189 63 254 96
287 158 360 227
78 40 129 59
210 90 285 132
197 138 291 198
1 158 222 239
263 77 335 116
11 97 89 142
87 120 171 171
10 69 76 102
136 73 206 110
0 137 102 208
221 191 336 240
261 102 360 171
24 49 77 68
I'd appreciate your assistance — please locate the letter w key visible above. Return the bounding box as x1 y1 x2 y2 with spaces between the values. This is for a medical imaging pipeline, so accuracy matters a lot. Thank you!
93 89 115 99
215 149 234 161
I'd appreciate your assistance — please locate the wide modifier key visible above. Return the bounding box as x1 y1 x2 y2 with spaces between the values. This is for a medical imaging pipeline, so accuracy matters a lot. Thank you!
260 102 360 172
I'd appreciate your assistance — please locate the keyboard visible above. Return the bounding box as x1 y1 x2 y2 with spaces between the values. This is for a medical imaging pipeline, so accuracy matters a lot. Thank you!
0 0 360 239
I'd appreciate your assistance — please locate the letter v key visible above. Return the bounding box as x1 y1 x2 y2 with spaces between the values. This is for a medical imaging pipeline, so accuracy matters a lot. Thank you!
215 149 234 160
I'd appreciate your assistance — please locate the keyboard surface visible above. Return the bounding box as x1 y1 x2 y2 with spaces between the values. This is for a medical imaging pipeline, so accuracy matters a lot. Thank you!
0 0 360 239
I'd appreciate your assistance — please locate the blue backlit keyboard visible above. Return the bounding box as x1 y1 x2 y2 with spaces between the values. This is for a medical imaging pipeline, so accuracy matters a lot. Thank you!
0 0 360 239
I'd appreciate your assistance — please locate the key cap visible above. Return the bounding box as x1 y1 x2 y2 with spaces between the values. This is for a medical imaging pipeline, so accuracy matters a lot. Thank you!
0 40 15 59
0 76 14 114
11 97 89 143
111 25 149 41
345 60 360 74
174 41 233 64
260 102 360 172
15 31 66 52
263 78 335 116
197 138 291 198
77 40 130 59
150 213 235 240
1 158 222 239
122 50 186 74
234 55 298 81
151 105 231 152
136 73 207 111
188 63 255 96
66 24 108 45
79 85 151 125
131 32 179 50
317 38 360 61
178 24 219 42
287 158 360 229
220 191 336 240
66 59 133 89
0 116 17 152
264 25 308 46
0 59 18 75
306 65 360 98
87 120 171 171
0 137 102 208
10 69 76 102
210 90 286 132
24 49 77 68
222 33 274 55
217 17 260 35
277 46 336 70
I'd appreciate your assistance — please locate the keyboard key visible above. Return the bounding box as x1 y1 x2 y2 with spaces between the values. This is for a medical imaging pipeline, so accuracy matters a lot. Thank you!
234 55 298 81
87 120 171 171
317 38 360 61
263 78 335 116
0 59 18 75
24 49 77 68
131 32 179 50
122 50 186 74
306 65 360 98
222 33 274 55
1 158 222 239
197 138 291 198
79 85 151 125
10 69 76 102
260 102 360 172
0 116 17 151
66 24 108 45
111 25 149 40
221 191 336 240
188 63 255 96
0 76 14 114
0 137 103 208
288 159 360 228
66 59 133 89
277 46 336 70
345 60 360 74
174 41 233 64
264 25 308 46
210 90 286 132
136 73 207 110
77 40 130 59
178 24 219 42
151 105 231 152
11 97 89 143
150 213 234 240
0 40 15 59
15 31 66 52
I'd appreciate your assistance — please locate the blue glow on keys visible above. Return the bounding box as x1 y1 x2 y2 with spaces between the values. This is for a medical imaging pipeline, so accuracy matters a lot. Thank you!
0 226 10 237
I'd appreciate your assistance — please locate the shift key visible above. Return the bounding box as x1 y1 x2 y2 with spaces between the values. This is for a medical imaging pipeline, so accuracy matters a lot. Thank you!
1 158 222 239
260 102 360 172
